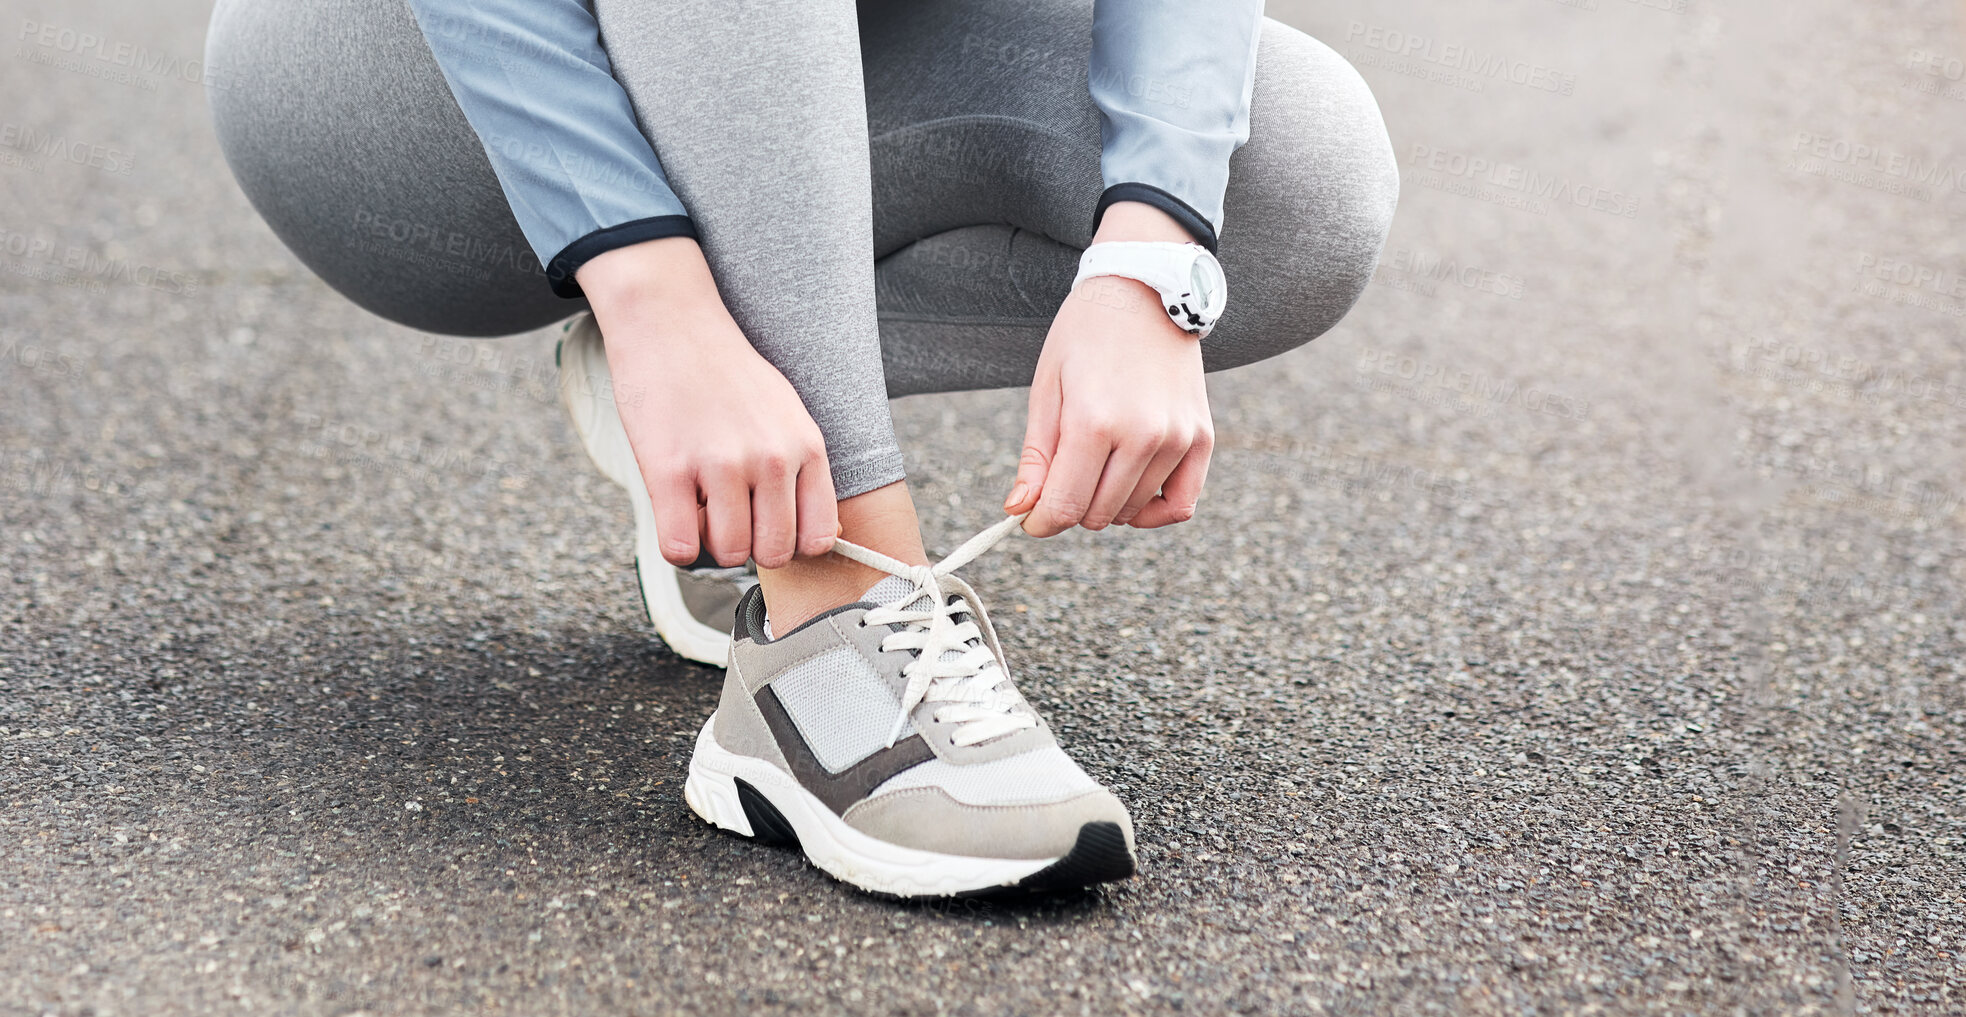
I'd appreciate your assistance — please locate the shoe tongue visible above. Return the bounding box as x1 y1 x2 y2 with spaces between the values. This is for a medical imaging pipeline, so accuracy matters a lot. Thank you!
861 574 984 668
861 574 917 607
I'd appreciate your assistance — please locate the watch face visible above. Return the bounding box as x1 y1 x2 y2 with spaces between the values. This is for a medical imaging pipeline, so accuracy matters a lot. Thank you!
1189 251 1227 317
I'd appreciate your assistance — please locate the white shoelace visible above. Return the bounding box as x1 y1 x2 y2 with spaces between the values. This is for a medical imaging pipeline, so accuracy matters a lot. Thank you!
827 513 1037 749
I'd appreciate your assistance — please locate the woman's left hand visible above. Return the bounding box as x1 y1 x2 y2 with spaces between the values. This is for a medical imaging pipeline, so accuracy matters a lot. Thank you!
1005 202 1215 536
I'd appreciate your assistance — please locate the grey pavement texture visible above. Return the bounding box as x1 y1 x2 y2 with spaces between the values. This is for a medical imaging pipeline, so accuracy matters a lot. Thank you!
3 0 1964 1014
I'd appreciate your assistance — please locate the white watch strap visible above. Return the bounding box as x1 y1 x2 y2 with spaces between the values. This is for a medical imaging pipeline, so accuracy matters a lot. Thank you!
1072 241 1194 296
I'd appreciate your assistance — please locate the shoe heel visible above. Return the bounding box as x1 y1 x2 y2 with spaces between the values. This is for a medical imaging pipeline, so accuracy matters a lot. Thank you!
684 714 758 836
684 758 753 838
684 716 803 847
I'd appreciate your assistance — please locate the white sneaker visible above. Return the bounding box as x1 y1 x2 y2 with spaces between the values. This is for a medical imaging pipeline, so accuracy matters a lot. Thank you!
683 515 1137 898
557 314 751 665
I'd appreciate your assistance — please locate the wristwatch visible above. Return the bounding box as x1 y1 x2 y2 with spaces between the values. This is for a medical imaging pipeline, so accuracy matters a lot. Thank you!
1072 241 1228 338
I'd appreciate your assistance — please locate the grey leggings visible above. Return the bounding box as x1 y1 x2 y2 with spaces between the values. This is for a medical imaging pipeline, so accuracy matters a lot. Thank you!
206 0 1398 498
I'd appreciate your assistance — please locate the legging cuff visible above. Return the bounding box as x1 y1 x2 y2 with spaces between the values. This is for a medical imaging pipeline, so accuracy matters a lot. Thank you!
830 448 908 501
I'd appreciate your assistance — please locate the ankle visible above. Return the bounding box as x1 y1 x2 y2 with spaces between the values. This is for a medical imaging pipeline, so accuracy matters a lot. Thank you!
757 479 926 634
758 560 887 634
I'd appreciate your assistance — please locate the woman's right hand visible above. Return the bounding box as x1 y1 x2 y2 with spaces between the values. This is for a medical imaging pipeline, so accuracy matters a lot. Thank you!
577 237 838 571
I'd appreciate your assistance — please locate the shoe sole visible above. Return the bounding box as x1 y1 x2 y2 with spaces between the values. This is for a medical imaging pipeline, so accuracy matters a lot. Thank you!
682 715 1135 898
557 328 730 666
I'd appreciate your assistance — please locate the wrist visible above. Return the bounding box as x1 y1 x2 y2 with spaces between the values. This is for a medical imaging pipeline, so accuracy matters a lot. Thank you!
577 236 724 315
577 237 746 356
1069 274 1164 321
1091 200 1198 245
1071 234 1227 338
1061 276 1203 361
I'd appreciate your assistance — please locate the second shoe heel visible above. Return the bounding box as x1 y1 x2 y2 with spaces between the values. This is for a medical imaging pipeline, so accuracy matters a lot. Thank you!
557 314 750 665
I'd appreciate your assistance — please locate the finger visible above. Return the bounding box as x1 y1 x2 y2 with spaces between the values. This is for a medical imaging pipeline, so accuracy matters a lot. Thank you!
1113 437 1188 527
748 455 799 570
648 469 705 567
1025 415 1110 537
1125 497 1180 530
699 464 753 567
1082 431 1164 530
794 451 839 560
1127 436 1211 529
1006 366 1062 516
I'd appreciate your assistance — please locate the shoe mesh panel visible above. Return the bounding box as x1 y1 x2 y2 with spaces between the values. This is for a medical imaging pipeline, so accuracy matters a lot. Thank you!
768 645 913 773
864 574 915 604
868 744 1098 807
862 575 983 665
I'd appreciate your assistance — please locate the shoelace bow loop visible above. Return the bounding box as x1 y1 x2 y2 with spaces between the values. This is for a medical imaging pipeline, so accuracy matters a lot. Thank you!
828 514 1035 748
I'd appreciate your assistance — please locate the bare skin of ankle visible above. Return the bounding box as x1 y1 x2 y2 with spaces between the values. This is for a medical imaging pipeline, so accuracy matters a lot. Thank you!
756 480 928 634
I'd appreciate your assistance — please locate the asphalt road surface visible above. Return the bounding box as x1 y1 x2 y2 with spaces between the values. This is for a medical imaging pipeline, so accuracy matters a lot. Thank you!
4 0 1963 1014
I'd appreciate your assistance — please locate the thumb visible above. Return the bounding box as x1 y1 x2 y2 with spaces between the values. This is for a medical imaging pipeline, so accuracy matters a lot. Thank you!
1006 367 1060 516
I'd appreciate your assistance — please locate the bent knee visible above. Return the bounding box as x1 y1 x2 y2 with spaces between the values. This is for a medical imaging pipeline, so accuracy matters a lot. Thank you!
207 0 569 337
1208 20 1399 371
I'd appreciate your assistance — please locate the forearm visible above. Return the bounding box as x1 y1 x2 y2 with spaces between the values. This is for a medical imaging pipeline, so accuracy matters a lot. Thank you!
575 238 753 366
578 238 716 318
1092 200 1199 245
1089 0 1266 249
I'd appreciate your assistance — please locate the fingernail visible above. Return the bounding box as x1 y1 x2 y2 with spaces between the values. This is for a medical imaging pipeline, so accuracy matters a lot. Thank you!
1005 482 1028 509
